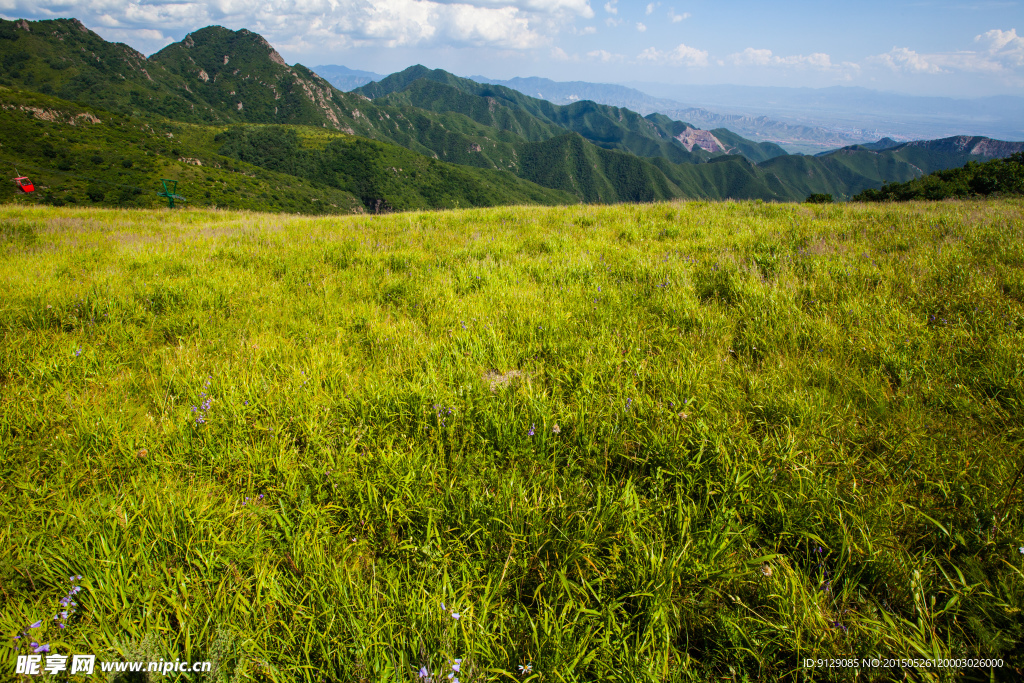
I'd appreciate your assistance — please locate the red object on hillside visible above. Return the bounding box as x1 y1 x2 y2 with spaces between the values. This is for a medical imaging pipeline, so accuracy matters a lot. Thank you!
14 176 34 193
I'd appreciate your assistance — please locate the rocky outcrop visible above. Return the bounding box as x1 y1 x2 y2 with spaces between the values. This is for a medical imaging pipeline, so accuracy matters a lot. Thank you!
674 126 727 153
2 104 101 125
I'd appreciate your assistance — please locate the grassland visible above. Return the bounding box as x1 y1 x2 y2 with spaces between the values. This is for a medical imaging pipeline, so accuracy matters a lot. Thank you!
1 198 1023 682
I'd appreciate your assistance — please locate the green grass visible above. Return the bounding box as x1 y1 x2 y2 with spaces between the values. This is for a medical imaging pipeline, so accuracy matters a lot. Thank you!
1 198 1023 682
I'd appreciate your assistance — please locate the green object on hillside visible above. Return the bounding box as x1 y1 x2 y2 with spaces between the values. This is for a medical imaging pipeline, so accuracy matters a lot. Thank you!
157 179 185 208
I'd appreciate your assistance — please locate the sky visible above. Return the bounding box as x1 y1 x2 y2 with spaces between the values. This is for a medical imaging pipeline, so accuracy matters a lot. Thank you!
2 0 1022 97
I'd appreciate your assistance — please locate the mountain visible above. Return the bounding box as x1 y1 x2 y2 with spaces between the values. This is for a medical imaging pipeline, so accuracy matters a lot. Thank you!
355 66 789 164
4 18 1022 211
853 137 902 152
469 75 877 153
0 22 781 170
0 85 361 211
2 18 905 205
0 18 365 130
0 85 573 212
213 125 576 210
147 26 362 129
821 136 1024 172
475 75 1024 154
313 64 385 91
0 17 214 121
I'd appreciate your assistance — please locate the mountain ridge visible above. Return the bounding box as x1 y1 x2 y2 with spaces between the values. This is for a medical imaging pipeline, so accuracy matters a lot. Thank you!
3 18 1023 212
354 65 789 164
467 74 881 153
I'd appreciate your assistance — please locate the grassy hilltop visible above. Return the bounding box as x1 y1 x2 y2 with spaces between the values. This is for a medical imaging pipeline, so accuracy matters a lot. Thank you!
1 199 1023 681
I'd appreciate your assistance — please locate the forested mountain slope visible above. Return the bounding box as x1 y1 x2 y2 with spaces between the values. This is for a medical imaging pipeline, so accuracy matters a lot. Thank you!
3 18 1021 210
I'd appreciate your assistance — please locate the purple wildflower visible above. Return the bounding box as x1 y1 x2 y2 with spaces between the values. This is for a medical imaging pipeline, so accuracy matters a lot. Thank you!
418 666 430 679
33 643 50 653
528 424 535 437
29 621 42 629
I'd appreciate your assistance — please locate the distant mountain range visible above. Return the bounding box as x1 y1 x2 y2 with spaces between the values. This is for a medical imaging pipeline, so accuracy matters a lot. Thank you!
2 17 1022 213
317 69 878 153
468 75 867 153
630 82 1024 149
469 76 1024 154
312 64 384 92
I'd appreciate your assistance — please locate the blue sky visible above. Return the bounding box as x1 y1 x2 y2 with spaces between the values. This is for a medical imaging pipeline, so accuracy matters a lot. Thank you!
2 0 1022 96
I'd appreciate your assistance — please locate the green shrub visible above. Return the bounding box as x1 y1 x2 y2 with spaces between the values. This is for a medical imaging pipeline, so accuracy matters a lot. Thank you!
856 152 1024 201
86 184 105 202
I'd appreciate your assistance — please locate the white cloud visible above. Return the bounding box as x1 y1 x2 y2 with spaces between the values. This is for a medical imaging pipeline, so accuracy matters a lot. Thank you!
869 47 947 73
728 47 836 69
802 52 832 69
578 25 597 34
976 27 1024 66
729 47 772 66
3 0 596 54
603 0 617 14
587 48 623 62
448 4 544 48
869 46 1005 73
637 42 708 67
605 17 622 26
867 28 1024 77
668 10 689 22
636 22 646 32
645 2 658 14
551 46 577 61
